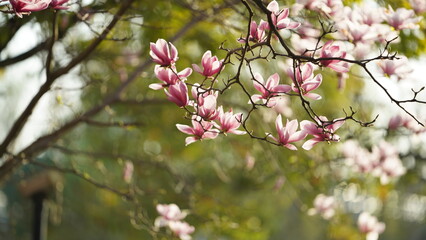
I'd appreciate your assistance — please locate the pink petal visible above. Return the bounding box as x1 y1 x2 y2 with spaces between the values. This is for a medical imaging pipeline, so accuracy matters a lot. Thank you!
302 139 320 150
176 124 194 135
149 83 164 90
179 67 193 78
185 136 198 146
192 64 203 74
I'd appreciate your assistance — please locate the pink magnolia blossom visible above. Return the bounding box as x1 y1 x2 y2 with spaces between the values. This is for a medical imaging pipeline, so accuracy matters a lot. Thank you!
267 1 300 30
49 0 68 9
377 56 412 80
122 161 134 183
388 115 425 133
342 140 379 173
169 221 195 240
409 0 426 14
358 212 385 240
238 20 269 43
370 141 406 184
295 0 342 16
250 73 291 104
149 65 192 90
196 94 219 121
192 50 223 77
301 117 345 150
319 41 350 73
9 0 51 17
287 63 323 100
384 6 421 30
268 115 307 150
215 106 245 135
155 204 188 228
308 194 336 220
150 39 179 66
191 85 219 120
358 6 384 26
343 21 377 44
176 120 219 145
165 81 189 107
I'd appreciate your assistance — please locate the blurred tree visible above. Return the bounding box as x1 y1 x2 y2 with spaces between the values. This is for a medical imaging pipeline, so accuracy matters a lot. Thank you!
0 0 425 239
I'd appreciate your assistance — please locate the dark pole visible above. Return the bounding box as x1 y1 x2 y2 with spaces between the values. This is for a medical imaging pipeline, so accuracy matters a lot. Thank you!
31 191 47 240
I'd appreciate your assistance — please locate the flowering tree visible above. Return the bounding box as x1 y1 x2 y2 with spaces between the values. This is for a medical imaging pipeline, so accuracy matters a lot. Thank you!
0 0 426 239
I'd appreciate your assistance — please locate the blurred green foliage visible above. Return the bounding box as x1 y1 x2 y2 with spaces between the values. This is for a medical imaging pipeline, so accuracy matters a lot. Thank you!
0 0 426 239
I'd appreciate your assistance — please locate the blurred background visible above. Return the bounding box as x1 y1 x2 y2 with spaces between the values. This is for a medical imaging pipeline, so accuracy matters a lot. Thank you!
0 0 426 239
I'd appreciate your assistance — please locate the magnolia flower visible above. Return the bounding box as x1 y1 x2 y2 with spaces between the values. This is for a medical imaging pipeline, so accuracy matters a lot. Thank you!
377 56 412 80
238 20 269 43
267 1 300 30
165 81 189 107
169 221 195 240
287 63 323 100
176 119 219 145
150 39 179 66
343 21 377 43
196 94 219 121
9 0 51 17
192 50 223 77
308 194 336 220
268 115 307 150
49 0 68 9
370 141 406 184
358 212 385 240
149 65 192 90
409 0 426 14
342 140 377 173
122 161 134 183
250 73 291 104
388 115 425 133
215 106 245 135
301 117 345 150
384 6 421 30
155 204 188 228
319 41 350 73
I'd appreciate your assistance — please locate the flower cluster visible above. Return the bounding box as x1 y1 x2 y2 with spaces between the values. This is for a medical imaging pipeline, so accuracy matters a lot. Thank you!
155 203 194 240
308 194 337 220
358 212 386 240
342 140 406 184
150 39 245 146
6 0 69 17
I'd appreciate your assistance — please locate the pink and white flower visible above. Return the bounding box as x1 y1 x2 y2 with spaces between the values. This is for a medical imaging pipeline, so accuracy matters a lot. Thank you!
165 81 189 107
357 212 385 240
176 120 219 145
155 204 188 228
238 20 269 43
267 1 300 30
9 0 51 17
196 94 219 121
308 194 336 220
409 0 426 14
377 56 412 80
384 6 421 30
250 73 291 104
169 221 195 240
268 115 307 150
215 107 245 135
150 39 179 66
301 117 345 150
287 63 323 100
319 41 350 73
122 161 134 183
149 65 192 90
192 50 223 77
